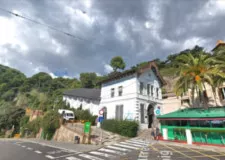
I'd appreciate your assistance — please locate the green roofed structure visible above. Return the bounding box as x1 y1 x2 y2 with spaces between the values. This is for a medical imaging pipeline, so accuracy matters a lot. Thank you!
157 107 225 146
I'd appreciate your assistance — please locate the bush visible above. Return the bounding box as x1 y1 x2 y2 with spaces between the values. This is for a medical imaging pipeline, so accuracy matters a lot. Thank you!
21 117 42 137
73 109 97 125
41 111 60 140
101 119 139 137
20 115 30 127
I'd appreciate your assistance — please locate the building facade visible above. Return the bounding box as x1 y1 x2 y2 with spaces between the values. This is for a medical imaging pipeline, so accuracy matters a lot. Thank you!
99 61 166 129
158 107 225 146
63 88 100 116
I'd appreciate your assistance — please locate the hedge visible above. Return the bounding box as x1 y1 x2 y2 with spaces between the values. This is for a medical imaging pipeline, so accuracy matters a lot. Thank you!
101 119 139 137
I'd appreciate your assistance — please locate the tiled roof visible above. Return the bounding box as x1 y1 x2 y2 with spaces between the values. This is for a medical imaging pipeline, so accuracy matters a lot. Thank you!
63 88 101 101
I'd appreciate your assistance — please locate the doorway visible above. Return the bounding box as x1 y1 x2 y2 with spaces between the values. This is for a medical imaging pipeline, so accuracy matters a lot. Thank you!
147 104 154 128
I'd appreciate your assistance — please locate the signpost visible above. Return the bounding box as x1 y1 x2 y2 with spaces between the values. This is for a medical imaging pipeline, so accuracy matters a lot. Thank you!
82 122 91 144
84 122 91 133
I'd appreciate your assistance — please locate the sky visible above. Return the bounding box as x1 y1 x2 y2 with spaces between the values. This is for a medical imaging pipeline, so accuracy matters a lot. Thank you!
0 0 224 78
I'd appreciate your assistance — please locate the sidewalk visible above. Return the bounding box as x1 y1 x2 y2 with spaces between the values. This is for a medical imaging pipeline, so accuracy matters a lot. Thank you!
158 140 225 152
21 138 103 152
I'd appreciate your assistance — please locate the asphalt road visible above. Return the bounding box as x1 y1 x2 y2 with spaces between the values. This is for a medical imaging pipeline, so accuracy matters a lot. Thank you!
0 139 225 160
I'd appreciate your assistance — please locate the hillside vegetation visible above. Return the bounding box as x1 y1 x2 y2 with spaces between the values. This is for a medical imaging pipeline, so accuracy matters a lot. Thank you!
0 45 221 134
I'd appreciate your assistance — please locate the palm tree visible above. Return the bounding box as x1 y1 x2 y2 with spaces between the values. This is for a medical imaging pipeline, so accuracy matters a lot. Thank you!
174 52 225 108
211 47 225 105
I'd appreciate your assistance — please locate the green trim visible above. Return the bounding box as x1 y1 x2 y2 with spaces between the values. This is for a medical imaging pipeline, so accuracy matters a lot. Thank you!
158 107 225 119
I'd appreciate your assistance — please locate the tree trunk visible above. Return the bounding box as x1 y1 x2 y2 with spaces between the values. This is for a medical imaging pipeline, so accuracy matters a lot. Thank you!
212 87 218 106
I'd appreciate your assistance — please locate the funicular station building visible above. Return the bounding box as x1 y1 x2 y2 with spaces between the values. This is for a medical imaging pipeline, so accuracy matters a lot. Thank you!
157 107 225 146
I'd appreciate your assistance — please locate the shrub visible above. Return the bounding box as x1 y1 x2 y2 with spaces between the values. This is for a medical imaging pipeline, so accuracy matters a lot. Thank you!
20 115 30 127
101 119 139 137
73 109 97 125
41 111 60 140
21 117 42 137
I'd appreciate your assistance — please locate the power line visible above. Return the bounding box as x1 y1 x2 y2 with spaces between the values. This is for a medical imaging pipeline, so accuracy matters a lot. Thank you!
0 7 117 54
0 7 86 41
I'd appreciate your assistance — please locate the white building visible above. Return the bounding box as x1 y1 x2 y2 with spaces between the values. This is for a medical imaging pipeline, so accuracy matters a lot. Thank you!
63 61 166 129
63 88 100 116
99 61 166 129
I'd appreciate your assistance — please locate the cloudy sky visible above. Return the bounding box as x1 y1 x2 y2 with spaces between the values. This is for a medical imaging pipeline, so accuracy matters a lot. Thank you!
0 0 224 78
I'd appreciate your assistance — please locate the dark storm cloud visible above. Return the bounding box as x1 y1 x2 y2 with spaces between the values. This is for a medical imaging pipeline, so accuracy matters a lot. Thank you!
0 0 224 78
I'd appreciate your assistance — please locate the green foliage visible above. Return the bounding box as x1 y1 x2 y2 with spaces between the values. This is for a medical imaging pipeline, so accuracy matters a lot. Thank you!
0 108 25 133
101 119 139 137
20 117 42 137
110 56 126 72
20 115 30 127
41 111 60 140
174 51 225 108
80 73 97 88
72 109 97 125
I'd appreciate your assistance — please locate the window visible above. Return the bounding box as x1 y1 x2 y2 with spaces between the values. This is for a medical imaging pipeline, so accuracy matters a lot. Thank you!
190 120 199 127
199 120 210 127
140 82 144 95
111 88 115 97
180 120 188 126
115 105 123 120
211 120 225 128
147 84 150 95
151 85 154 97
118 86 123 96
156 88 159 98
219 87 225 100
140 104 145 123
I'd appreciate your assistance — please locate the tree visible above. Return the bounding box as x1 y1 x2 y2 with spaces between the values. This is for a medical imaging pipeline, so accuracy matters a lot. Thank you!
174 52 225 108
80 73 97 88
110 56 126 72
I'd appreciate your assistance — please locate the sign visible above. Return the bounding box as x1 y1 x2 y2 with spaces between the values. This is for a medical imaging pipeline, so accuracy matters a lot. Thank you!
84 122 91 133
99 109 104 115
154 106 161 116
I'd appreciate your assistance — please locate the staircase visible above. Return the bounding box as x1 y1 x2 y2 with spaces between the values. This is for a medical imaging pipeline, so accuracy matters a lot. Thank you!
137 128 153 141
65 123 128 145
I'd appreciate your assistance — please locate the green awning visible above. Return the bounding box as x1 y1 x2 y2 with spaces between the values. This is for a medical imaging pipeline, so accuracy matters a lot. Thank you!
157 107 225 119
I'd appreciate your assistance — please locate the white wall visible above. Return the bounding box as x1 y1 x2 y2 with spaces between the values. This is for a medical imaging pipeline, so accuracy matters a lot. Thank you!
63 96 100 115
100 99 137 120
100 69 163 130
137 69 162 101
100 74 137 104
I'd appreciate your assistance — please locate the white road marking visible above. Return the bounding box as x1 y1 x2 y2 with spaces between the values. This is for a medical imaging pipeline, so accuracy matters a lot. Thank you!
51 153 77 159
106 145 131 152
27 147 33 150
113 143 139 150
21 139 80 154
126 140 150 145
79 154 104 160
98 148 126 155
35 150 42 154
128 139 151 144
89 151 115 158
45 155 55 159
66 157 81 160
21 145 26 148
120 142 146 147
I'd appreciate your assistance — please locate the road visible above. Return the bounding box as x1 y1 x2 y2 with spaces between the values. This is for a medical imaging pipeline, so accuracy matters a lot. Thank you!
0 139 225 160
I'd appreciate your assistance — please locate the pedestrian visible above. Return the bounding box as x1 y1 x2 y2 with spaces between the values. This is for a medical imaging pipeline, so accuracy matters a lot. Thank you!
156 127 160 141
